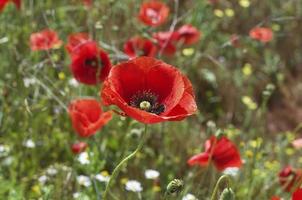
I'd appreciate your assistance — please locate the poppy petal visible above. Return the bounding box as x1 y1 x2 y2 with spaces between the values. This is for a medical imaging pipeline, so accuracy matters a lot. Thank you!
187 153 210 167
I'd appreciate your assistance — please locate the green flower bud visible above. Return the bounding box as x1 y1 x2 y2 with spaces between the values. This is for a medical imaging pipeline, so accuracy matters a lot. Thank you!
219 188 235 200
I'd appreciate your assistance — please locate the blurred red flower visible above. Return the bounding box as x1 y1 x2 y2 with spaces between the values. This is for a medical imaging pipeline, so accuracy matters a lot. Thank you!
70 41 111 85
138 1 169 27
272 188 302 200
101 56 197 124
279 166 302 192
68 99 112 137
30 29 62 51
153 31 179 56
249 27 273 43
124 37 157 59
188 136 242 171
66 33 91 54
293 188 302 200
82 0 92 6
176 24 201 45
0 0 20 11
71 142 88 154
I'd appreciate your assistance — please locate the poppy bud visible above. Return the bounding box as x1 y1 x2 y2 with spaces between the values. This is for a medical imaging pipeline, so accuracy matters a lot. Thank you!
219 188 235 200
166 179 183 195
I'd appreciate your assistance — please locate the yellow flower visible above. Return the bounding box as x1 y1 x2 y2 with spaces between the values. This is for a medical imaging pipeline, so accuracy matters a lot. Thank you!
242 63 252 76
31 185 41 195
58 72 66 80
182 48 195 56
225 9 235 17
242 96 258 110
249 140 258 148
152 186 161 192
225 129 236 138
245 150 253 158
250 137 263 148
214 9 224 18
120 178 128 185
239 0 250 8
101 170 109 177
272 24 281 31
265 160 279 171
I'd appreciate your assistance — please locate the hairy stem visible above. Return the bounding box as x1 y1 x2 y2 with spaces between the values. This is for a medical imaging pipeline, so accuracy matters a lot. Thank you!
210 175 231 200
103 124 148 200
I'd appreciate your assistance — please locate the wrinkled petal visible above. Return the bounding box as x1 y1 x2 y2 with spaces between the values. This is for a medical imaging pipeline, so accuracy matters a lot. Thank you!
68 99 112 137
187 153 210 167
30 29 62 51
138 1 169 27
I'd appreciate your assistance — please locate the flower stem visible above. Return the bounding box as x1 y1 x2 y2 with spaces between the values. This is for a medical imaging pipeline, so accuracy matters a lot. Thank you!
210 175 231 200
103 124 148 200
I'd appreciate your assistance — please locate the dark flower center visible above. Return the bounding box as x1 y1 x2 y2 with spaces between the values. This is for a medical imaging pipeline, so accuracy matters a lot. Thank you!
129 90 165 115
85 57 98 68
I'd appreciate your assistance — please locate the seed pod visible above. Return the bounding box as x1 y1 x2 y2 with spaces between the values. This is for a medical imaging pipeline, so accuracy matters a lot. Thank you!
166 179 184 195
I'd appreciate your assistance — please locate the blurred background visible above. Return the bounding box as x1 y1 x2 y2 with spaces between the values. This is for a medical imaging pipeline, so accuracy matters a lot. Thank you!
0 0 302 199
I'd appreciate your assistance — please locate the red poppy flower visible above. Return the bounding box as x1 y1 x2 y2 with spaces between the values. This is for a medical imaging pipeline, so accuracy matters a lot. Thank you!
188 136 242 171
70 41 111 85
101 56 197 124
176 25 201 45
138 1 169 27
30 29 62 51
68 99 112 137
0 0 20 11
249 27 273 43
293 188 302 200
279 166 302 192
271 196 281 200
71 142 88 154
66 33 91 54
82 0 92 6
123 37 157 59
153 31 179 56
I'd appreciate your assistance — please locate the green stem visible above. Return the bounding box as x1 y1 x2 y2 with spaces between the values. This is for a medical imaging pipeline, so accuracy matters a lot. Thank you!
103 124 148 200
210 175 231 200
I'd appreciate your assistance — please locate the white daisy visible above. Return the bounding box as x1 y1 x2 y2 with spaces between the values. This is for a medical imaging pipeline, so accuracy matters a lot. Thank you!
77 175 91 187
144 169 160 180
125 180 143 193
77 152 90 165
38 175 48 185
23 139 36 148
95 174 110 183
46 166 58 176
182 193 199 200
68 78 79 87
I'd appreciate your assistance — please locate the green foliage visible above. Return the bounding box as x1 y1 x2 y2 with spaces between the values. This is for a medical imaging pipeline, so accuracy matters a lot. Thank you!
0 0 301 199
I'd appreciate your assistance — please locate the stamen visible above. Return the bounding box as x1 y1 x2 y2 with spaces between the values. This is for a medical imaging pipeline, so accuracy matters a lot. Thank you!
139 101 151 111
85 58 98 68
129 90 165 115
